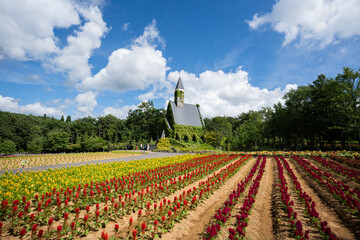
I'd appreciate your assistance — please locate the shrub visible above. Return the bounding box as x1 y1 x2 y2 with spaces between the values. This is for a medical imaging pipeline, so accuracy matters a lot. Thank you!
157 138 171 151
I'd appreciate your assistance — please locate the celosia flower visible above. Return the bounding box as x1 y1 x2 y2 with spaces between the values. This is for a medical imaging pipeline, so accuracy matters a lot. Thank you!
19 228 26 239
48 218 54 226
141 222 146 234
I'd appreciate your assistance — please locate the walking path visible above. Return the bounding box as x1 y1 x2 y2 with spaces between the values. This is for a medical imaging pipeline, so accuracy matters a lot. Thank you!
0 152 187 175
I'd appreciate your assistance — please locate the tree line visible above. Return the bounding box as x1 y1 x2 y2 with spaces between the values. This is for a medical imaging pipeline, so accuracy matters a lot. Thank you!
0 102 163 154
0 67 359 154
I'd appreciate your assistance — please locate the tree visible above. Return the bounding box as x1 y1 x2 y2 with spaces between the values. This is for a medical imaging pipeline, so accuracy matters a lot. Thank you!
66 115 71 122
45 130 70 153
80 137 106 152
27 137 43 154
235 111 264 149
205 131 224 148
60 115 65 122
126 101 164 141
336 67 360 145
0 140 16 155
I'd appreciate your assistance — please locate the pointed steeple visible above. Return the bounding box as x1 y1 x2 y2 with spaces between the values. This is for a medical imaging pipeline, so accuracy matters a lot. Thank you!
174 77 184 107
175 77 184 90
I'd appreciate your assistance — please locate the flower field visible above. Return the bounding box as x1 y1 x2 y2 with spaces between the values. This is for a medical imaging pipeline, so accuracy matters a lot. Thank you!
0 153 359 239
0 152 142 171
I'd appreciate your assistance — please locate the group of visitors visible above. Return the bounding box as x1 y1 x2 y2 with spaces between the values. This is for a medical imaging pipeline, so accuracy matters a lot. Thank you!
135 143 150 151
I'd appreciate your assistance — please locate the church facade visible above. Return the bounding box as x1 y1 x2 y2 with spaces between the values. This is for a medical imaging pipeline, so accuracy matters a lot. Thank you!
164 78 205 142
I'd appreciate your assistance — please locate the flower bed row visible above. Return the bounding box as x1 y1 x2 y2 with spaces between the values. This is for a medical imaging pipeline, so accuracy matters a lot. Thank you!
278 156 337 239
274 155 307 239
292 156 360 215
0 154 246 239
0 154 203 202
121 155 252 240
0 152 142 171
203 155 262 239
309 156 360 183
228 155 267 240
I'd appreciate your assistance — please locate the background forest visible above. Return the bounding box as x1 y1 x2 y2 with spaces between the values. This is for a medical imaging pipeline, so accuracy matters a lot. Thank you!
0 67 359 154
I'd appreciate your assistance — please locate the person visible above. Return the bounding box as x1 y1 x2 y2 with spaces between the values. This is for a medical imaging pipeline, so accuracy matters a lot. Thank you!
21 160 27 168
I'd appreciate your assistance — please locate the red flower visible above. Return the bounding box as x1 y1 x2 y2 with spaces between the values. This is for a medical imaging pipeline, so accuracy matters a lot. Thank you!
129 217 133 226
18 211 23 218
19 228 26 237
162 216 166 221
48 218 54 226
132 230 137 239
71 221 75 230
32 224 37 233
86 205 90 212
154 220 158 226
114 223 119 232
38 229 44 238
57 225 62 233
101 230 109 240
168 210 172 217
141 222 146 234
64 212 69 220
84 215 89 222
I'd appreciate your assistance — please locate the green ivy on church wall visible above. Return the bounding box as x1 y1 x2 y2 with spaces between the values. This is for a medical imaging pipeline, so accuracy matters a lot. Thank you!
173 125 205 142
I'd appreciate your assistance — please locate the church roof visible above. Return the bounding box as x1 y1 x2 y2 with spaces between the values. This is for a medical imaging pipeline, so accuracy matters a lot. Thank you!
170 101 203 127
175 77 184 90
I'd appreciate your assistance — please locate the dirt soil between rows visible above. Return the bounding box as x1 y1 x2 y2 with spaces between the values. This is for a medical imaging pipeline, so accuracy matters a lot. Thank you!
287 158 355 240
245 156 275 240
160 157 257 240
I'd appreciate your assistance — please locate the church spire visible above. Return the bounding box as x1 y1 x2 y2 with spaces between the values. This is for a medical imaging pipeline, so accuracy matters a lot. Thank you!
175 77 184 90
174 77 184 107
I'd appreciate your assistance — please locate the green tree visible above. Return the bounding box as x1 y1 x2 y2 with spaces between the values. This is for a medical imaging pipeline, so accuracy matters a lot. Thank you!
336 67 360 146
235 111 264 149
27 137 43 154
126 101 164 141
0 140 16 155
81 137 106 152
45 130 70 153
205 131 224 148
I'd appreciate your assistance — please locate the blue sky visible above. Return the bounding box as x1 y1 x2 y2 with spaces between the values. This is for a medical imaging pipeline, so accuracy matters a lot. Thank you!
1 0 360 119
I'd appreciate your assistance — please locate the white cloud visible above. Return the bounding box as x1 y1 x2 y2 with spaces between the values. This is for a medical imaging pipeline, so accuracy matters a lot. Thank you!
75 91 97 116
52 5 108 85
104 105 137 119
167 67 297 118
0 0 108 86
247 0 360 47
0 0 80 60
122 22 130 31
78 19 170 92
44 87 54 92
0 94 64 117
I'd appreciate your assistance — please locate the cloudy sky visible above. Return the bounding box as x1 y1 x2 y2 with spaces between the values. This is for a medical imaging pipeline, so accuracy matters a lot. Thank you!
1 0 360 119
